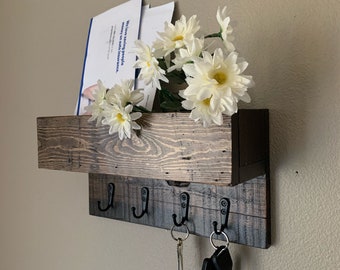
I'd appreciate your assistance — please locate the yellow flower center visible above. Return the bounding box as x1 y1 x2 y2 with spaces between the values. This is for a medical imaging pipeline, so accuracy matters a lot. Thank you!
202 97 211 106
212 70 228 85
173 35 184 41
116 113 125 124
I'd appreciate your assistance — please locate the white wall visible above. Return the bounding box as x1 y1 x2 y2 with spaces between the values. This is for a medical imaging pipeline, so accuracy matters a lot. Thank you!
1 0 339 269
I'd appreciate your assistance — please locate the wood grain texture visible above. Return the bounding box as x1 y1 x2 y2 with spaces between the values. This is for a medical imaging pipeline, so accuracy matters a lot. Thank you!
37 110 268 185
89 173 271 249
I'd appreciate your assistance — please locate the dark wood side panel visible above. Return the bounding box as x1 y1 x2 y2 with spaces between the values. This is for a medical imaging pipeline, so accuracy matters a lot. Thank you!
233 109 269 185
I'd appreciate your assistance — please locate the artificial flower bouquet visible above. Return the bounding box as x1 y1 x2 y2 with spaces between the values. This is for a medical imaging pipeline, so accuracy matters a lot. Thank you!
86 6 254 140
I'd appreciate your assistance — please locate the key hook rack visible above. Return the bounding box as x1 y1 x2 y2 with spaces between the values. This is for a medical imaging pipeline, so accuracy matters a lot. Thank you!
96 185 231 237
37 110 271 248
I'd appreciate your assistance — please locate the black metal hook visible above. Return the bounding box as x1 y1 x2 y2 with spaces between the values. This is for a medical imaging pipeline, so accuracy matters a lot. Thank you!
131 187 149 219
172 192 190 227
97 183 115 211
213 198 230 235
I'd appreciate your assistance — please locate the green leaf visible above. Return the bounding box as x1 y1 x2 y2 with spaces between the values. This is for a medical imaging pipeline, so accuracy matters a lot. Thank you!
158 88 184 112
160 100 183 111
133 105 151 113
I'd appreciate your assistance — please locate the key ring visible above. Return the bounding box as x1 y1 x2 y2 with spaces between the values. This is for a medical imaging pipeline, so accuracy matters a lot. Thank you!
209 230 230 249
171 223 190 241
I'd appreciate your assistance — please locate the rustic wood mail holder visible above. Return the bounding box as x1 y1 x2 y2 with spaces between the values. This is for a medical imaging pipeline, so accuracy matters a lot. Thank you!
37 109 271 248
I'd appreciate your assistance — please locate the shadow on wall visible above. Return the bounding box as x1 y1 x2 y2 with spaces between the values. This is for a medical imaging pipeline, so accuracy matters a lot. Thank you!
222 2 339 268
237 2 339 170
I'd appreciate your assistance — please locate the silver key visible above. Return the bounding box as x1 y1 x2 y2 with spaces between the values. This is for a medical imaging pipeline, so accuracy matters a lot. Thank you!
177 238 184 270
171 224 190 270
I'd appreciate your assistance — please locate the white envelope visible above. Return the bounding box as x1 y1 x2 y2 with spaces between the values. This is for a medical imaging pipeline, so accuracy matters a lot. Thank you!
76 0 143 115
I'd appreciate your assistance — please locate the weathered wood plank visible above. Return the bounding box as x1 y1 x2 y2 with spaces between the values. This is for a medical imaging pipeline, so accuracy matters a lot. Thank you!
37 110 268 185
89 173 271 249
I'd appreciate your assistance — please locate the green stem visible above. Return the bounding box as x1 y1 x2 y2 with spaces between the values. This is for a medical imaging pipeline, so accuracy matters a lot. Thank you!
205 32 221 39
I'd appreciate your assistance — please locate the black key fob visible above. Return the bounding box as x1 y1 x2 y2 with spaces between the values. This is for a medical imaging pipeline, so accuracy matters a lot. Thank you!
211 246 233 270
201 258 214 270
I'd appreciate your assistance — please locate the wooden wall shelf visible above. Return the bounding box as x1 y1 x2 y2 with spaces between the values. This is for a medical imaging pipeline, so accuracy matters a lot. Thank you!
37 109 268 186
37 109 271 248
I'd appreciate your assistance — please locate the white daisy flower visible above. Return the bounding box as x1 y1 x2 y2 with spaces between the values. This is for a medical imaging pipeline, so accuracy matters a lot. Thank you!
102 104 142 140
106 79 144 107
179 92 224 127
86 80 108 126
181 48 254 116
153 15 200 57
216 6 235 52
168 38 204 72
133 40 169 89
